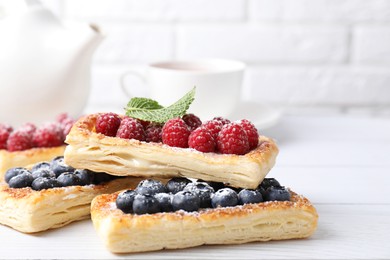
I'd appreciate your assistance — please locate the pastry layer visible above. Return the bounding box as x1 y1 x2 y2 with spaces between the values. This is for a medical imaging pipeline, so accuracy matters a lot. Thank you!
0 177 142 233
91 190 318 253
64 114 278 189
0 146 66 181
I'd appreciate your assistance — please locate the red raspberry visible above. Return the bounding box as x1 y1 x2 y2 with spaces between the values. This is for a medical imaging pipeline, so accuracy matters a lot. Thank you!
95 113 121 137
7 130 33 151
217 123 249 155
182 114 202 131
32 123 64 148
137 119 151 129
19 123 36 136
162 118 190 148
238 119 259 149
0 128 11 149
213 117 231 125
145 123 162 143
61 118 75 137
0 123 13 133
188 127 216 153
202 120 223 140
116 117 145 141
56 113 71 124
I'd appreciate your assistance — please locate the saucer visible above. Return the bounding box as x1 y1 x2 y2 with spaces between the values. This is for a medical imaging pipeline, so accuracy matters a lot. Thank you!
228 102 282 130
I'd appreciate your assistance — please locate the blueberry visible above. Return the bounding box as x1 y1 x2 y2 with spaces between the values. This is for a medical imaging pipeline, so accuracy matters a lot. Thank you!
184 182 214 208
154 193 173 212
5 167 28 183
92 172 113 184
260 178 281 190
172 191 200 212
31 169 56 180
132 194 160 215
238 189 263 205
8 172 34 188
50 156 75 177
31 162 51 172
136 179 166 195
74 169 94 185
166 177 191 194
211 188 239 208
31 177 60 191
116 190 137 214
57 172 83 187
256 186 267 198
205 181 225 192
264 186 291 202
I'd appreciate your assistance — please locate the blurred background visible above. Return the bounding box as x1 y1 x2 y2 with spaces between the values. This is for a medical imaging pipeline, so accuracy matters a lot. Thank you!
1 0 390 120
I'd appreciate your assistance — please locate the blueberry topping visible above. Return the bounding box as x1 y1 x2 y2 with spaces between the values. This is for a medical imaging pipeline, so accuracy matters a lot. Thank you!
264 186 291 201
93 172 114 184
74 169 94 185
136 179 166 195
172 191 200 212
184 182 214 208
50 156 75 177
57 172 83 187
154 193 173 212
132 194 160 215
31 177 60 191
256 186 266 198
31 169 56 179
238 189 263 205
260 178 281 190
31 162 51 172
166 177 191 194
211 188 239 208
8 171 34 188
116 190 137 214
5 167 27 183
205 181 225 192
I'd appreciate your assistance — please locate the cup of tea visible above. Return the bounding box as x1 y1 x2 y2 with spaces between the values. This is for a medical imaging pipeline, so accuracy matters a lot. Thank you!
120 59 246 120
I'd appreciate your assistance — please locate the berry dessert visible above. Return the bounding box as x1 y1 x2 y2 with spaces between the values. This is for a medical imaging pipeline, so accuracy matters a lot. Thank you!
90 177 318 253
0 156 143 233
0 114 75 180
64 113 278 189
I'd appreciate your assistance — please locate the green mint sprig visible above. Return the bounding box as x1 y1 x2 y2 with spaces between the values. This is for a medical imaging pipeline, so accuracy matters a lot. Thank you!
125 87 196 123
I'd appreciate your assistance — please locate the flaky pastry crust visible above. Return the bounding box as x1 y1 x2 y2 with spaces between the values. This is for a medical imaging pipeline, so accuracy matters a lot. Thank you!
0 177 143 233
0 146 66 181
64 114 279 189
91 190 318 253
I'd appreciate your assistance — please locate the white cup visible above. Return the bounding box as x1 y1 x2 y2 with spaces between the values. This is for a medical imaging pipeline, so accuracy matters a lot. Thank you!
120 59 246 121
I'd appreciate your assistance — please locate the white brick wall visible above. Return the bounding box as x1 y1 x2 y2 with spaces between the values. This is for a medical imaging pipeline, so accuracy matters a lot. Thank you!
2 0 390 116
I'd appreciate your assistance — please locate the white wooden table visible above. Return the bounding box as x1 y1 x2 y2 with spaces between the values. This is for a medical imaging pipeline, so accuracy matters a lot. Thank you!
1 114 389 259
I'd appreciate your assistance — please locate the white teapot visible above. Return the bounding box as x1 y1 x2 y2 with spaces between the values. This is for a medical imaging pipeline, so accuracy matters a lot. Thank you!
0 1 104 126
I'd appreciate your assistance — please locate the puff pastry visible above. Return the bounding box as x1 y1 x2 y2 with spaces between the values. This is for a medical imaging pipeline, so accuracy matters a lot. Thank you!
0 146 66 181
64 114 278 189
91 190 318 253
0 177 143 233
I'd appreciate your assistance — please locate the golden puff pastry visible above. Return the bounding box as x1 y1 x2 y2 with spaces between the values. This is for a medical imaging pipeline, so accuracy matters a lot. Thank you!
0 177 143 233
64 114 279 189
91 190 318 253
0 146 66 181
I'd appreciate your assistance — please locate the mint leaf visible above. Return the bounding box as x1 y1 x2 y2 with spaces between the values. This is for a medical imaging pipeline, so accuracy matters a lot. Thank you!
125 87 196 123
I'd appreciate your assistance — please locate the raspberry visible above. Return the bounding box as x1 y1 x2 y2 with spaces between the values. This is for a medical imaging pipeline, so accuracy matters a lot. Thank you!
95 113 121 137
116 117 145 141
216 123 249 155
188 127 216 153
61 118 75 137
32 123 64 148
0 128 10 149
182 114 202 131
202 120 223 140
0 123 13 133
213 117 231 125
145 123 163 143
7 130 33 151
137 119 151 129
19 123 36 136
238 119 259 149
56 113 71 124
162 118 190 148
